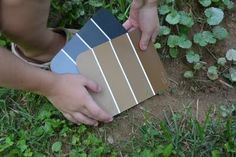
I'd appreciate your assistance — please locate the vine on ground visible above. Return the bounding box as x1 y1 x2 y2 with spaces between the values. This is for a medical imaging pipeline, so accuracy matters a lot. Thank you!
156 0 235 83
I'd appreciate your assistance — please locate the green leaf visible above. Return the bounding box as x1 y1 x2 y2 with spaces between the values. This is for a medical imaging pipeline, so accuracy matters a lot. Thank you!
0 137 14 152
88 0 104 7
159 5 171 15
168 35 192 49
167 35 179 48
217 57 227 66
222 0 234 9
178 36 192 49
229 68 236 82
140 149 155 157
154 42 161 49
194 31 216 47
212 150 221 157
165 0 175 4
159 26 171 36
162 144 174 157
186 51 200 63
213 26 229 40
203 31 217 44
179 11 194 27
169 48 178 58
184 71 194 79
194 32 208 47
226 49 236 61
207 66 219 80
205 7 224 25
199 0 212 7
166 10 180 25
194 62 204 70
17 139 28 153
52 141 62 152
0 40 7 47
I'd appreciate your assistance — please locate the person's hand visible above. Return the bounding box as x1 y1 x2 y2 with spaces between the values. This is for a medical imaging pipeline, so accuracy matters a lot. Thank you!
45 74 113 126
123 0 160 51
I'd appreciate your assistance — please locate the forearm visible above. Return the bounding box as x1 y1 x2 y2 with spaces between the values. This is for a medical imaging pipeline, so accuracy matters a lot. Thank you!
0 47 56 96
132 0 157 9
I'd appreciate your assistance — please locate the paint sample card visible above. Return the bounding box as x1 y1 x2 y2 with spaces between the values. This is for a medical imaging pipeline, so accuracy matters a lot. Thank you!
76 29 168 116
51 9 168 116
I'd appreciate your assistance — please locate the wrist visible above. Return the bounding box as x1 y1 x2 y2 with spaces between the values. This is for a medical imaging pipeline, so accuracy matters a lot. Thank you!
132 0 157 9
132 0 144 9
33 70 58 97
145 0 157 7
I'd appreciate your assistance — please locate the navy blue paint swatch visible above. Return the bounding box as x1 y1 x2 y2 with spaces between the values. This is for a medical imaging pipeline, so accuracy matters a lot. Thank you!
92 9 127 39
78 20 108 48
63 35 89 60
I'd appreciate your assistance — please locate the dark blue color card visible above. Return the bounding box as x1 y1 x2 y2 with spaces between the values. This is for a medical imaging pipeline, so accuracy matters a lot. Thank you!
92 9 127 39
78 20 109 48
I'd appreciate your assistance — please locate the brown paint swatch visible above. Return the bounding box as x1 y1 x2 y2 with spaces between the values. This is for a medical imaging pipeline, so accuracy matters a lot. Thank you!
93 42 137 112
128 30 169 93
112 34 154 102
76 50 120 115
76 29 168 116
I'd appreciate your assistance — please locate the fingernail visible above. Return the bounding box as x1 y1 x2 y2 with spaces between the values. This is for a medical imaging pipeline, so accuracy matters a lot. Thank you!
141 44 147 51
108 117 113 122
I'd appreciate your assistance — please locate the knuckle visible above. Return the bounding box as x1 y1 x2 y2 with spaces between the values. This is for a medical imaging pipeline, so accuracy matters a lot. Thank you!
3 0 25 6
78 75 86 83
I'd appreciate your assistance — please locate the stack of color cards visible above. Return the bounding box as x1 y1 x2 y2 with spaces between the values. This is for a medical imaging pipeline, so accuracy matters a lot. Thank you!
51 9 168 116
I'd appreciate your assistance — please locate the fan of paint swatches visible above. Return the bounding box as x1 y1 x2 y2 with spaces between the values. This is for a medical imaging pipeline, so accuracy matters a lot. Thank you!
51 9 168 116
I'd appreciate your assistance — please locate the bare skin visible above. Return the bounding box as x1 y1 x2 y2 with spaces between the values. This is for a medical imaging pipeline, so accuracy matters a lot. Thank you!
0 0 159 126
123 0 159 50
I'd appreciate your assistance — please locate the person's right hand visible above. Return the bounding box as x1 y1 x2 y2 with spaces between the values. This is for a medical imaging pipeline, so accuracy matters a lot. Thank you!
45 74 113 126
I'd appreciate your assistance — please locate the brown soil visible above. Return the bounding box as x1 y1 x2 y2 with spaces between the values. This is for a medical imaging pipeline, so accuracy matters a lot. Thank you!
95 6 236 148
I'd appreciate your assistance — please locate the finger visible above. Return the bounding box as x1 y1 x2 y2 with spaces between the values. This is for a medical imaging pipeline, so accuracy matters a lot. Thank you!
63 113 80 125
128 27 136 32
72 112 98 126
82 77 102 93
151 29 159 43
123 20 133 31
85 96 113 122
139 31 152 51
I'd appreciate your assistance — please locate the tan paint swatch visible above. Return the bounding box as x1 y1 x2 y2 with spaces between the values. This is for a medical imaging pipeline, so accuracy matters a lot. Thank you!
94 42 137 112
128 30 169 93
112 34 154 102
76 50 119 116
76 29 168 116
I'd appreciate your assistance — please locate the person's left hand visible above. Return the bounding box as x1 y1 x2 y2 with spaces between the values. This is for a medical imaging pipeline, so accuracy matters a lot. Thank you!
123 1 160 51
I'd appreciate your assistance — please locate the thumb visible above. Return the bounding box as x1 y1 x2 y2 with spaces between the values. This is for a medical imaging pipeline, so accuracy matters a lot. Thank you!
139 32 152 51
83 79 102 93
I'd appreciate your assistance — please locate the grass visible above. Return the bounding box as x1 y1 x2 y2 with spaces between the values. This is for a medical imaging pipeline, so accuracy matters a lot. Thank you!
0 88 117 156
0 87 235 156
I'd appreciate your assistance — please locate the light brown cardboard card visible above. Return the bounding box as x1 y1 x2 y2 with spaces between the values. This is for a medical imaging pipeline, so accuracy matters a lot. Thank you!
93 41 137 112
76 29 168 116
76 50 120 115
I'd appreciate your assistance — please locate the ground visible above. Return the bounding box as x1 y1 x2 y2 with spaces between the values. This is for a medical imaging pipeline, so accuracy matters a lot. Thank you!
0 1 236 156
